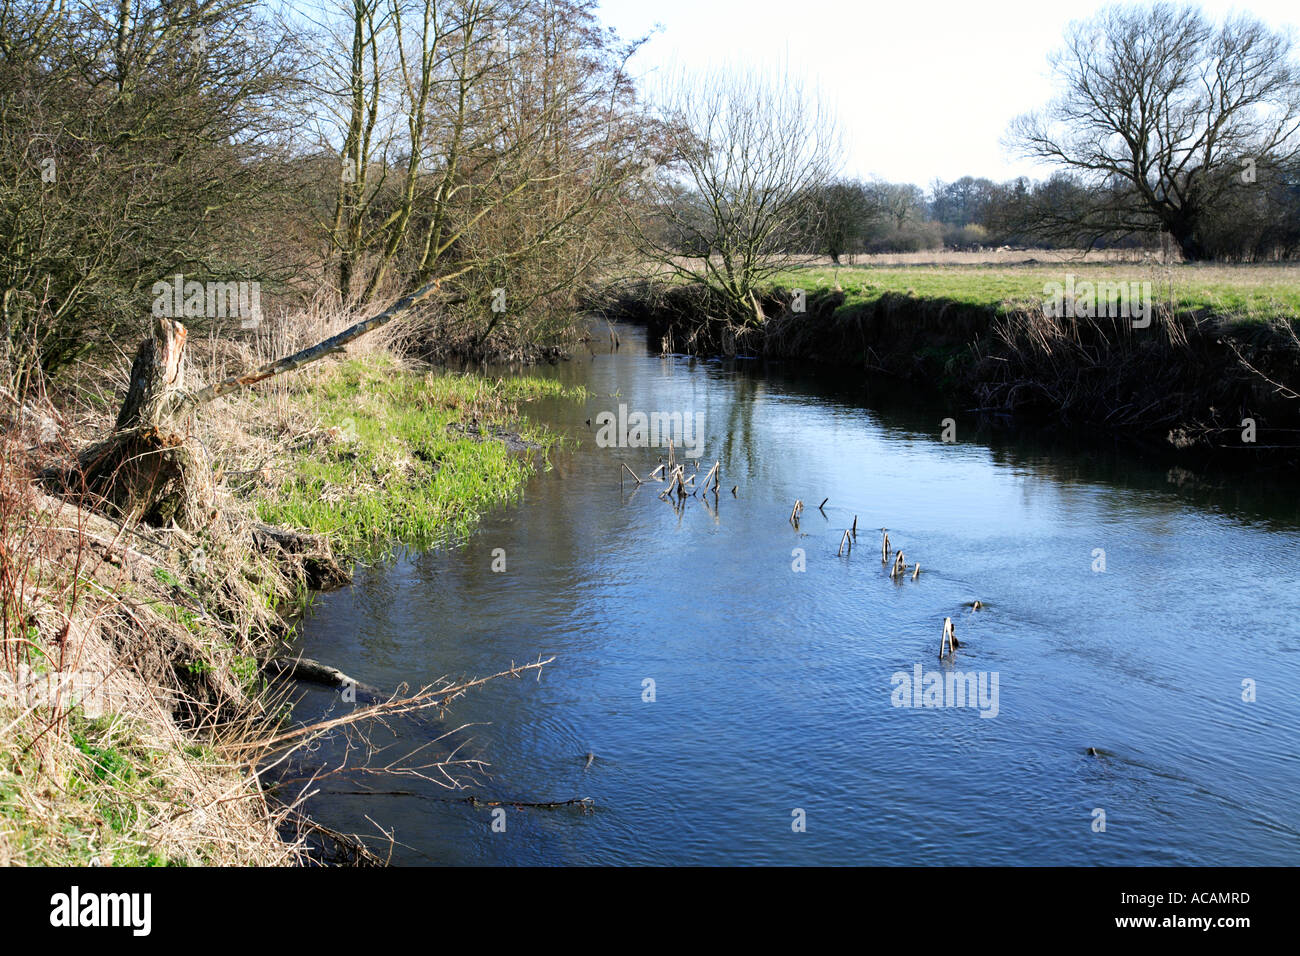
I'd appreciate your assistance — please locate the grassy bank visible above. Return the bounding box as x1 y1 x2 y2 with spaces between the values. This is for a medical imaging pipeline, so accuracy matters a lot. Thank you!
246 356 580 551
597 256 1300 457
0 347 573 865
764 260 1300 320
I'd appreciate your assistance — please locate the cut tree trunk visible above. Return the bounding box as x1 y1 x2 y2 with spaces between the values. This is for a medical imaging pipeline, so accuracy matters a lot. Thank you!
60 273 451 529
74 316 217 529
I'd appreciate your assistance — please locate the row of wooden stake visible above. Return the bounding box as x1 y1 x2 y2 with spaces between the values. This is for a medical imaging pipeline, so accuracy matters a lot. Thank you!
624 459 974 661
827 516 968 660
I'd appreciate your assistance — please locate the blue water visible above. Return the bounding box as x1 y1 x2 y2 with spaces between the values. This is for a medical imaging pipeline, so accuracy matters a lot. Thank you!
285 324 1300 864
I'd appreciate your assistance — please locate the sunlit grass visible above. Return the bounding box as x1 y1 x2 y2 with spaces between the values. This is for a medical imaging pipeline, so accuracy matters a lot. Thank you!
252 357 580 554
766 261 1300 321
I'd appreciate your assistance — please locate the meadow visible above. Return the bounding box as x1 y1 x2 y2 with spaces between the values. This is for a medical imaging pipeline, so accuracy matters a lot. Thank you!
766 252 1300 321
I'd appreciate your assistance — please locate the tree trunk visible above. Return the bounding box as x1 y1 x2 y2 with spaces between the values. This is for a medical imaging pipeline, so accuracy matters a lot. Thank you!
1175 230 1207 262
1166 209 1207 262
115 316 187 430
75 316 217 529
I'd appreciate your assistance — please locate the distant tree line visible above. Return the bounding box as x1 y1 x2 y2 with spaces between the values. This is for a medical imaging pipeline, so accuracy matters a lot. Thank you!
645 3 1300 266
781 163 1300 261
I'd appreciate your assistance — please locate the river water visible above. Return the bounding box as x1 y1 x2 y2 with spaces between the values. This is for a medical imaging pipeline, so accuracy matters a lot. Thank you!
285 322 1300 865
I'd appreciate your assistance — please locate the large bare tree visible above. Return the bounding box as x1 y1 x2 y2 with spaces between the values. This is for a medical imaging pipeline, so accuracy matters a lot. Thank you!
1009 2 1300 261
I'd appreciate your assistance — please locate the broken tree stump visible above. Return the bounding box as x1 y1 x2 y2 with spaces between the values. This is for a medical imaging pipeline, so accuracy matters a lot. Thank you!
71 316 217 530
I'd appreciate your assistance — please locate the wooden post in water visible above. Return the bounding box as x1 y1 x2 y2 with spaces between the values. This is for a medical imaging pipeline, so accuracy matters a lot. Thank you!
939 617 958 659
890 550 906 578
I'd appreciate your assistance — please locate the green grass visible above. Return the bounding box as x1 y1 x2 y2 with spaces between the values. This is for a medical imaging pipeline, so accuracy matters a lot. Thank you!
0 712 182 866
764 261 1300 321
253 356 580 554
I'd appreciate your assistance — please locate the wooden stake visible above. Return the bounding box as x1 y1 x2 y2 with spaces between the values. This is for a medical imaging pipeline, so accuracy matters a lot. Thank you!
700 461 719 492
912 563 920 580
890 550 906 578
838 529 852 556
940 617 957 658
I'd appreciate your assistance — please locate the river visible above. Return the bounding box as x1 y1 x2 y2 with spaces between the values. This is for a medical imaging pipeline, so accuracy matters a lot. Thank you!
284 321 1300 865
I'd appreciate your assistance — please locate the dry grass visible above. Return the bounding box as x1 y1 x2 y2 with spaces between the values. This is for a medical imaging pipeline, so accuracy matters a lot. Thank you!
1 297 573 866
0 409 303 864
0 306 378 865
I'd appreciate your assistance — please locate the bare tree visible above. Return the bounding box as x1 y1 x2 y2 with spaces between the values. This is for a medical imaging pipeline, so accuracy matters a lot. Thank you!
0 0 306 377
636 65 839 327
805 179 878 265
301 0 648 354
1009 2 1300 260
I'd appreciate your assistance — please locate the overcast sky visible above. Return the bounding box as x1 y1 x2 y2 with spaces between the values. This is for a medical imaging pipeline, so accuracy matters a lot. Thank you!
595 0 1300 188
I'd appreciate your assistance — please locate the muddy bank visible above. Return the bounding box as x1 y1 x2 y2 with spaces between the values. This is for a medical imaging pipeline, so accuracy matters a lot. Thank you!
591 281 1300 463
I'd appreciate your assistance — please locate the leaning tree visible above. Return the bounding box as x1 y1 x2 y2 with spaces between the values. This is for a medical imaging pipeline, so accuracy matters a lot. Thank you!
1009 2 1300 261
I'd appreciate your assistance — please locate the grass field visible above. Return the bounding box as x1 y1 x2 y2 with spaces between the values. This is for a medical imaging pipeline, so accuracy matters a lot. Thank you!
765 254 1300 320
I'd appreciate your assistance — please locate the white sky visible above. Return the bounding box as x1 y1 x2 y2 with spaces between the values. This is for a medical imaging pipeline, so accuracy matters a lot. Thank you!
596 0 1300 188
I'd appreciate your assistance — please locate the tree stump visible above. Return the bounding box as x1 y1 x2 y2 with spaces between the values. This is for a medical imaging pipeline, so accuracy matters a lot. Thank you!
76 316 217 529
